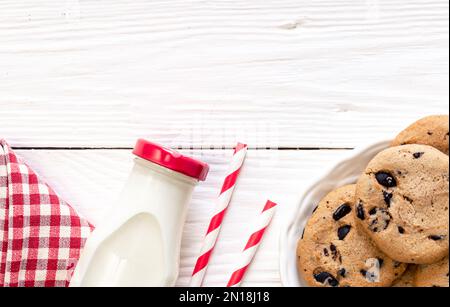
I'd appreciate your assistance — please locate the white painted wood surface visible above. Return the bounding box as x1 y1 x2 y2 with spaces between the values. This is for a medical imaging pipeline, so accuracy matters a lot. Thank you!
1 0 448 148
0 0 448 287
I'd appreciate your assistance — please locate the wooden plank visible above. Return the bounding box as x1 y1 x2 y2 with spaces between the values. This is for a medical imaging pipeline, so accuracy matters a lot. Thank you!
15 148 350 286
1 0 448 148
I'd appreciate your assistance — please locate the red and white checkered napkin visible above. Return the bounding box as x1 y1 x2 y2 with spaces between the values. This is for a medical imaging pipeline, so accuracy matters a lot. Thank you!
0 140 93 287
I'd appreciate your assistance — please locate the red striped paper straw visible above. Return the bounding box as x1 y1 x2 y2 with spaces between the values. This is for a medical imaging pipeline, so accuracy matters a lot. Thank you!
190 143 248 287
227 200 278 287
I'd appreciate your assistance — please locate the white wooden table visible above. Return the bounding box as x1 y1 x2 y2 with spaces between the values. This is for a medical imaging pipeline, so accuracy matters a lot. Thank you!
1 0 448 287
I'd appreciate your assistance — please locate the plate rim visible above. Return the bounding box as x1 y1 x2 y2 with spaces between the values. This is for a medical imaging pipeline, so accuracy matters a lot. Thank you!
278 140 392 287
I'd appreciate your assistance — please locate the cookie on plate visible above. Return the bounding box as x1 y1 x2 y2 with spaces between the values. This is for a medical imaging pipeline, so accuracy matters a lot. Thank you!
297 185 407 287
414 257 449 287
392 265 417 287
355 144 449 264
391 115 449 155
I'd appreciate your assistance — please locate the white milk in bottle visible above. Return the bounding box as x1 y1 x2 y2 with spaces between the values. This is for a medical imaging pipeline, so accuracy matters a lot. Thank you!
70 139 209 287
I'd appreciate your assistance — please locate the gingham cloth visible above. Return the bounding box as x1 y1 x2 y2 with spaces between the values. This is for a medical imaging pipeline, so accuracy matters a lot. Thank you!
0 140 92 287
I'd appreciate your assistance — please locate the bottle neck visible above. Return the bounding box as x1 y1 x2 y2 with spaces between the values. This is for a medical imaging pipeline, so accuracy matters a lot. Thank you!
114 157 197 220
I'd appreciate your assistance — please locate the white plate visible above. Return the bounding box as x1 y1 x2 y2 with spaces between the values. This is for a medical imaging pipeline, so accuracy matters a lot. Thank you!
279 140 391 287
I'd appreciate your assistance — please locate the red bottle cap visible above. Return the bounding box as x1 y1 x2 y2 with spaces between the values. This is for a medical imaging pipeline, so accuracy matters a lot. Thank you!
132 139 209 181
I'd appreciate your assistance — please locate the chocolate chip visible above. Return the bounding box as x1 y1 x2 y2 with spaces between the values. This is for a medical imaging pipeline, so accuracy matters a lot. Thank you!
313 272 339 287
375 172 397 188
330 244 341 262
398 226 405 234
383 191 393 207
360 270 367 277
328 278 339 287
369 208 377 215
377 258 384 267
428 235 445 241
413 152 424 159
313 272 330 283
338 225 352 240
338 268 346 277
333 204 352 221
356 202 365 220
323 248 329 256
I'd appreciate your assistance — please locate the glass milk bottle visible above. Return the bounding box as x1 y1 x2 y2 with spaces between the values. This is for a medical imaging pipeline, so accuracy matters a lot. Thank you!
70 139 209 287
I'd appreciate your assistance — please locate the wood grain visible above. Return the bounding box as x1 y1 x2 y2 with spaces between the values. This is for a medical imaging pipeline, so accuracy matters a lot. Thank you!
16 148 349 287
1 0 448 148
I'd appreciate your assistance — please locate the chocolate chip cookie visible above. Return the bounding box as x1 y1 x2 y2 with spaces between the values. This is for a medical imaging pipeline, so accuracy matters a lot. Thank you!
392 115 449 155
392 265 417 287
355 144 449 264
297 185 406 287
414 257 449 287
